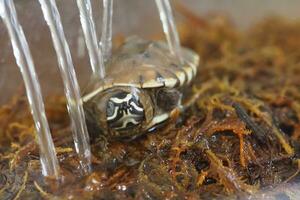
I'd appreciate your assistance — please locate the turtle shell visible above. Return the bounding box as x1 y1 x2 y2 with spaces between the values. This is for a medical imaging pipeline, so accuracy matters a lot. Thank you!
82 37 199 102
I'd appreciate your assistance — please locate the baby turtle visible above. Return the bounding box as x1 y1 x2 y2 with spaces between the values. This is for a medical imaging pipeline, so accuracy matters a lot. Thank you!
82 37 199 140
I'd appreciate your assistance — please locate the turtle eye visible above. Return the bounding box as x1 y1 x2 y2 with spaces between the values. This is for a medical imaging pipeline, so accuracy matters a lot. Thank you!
106 91 145 131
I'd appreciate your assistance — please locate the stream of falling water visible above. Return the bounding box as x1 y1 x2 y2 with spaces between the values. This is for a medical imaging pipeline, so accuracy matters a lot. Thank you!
100 0 114 63
0 0 60 178
155 0 182 63
0 0 181 179
38 0 91 173
76 0 105 80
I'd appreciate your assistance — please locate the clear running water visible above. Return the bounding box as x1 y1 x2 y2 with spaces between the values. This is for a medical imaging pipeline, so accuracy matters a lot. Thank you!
100 0 114 63
38 0 91 173
76 0 105 80
155 0 182 63
0 0 60 178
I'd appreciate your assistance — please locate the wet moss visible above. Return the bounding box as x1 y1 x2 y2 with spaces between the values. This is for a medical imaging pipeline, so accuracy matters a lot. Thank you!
1 10 300 199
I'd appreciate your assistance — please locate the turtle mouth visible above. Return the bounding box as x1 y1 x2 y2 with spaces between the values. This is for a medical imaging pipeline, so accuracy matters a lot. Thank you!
110 115 169 141
107 113 170 140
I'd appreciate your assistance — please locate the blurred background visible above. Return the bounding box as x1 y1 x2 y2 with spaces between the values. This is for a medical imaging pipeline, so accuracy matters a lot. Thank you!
1 0 300 104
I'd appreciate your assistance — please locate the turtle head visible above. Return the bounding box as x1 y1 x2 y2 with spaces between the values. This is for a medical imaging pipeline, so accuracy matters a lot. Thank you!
83 87 154 140
106 91 145 131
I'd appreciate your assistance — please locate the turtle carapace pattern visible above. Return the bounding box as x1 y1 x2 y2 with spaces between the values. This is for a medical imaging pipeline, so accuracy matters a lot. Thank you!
82 37 199 140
